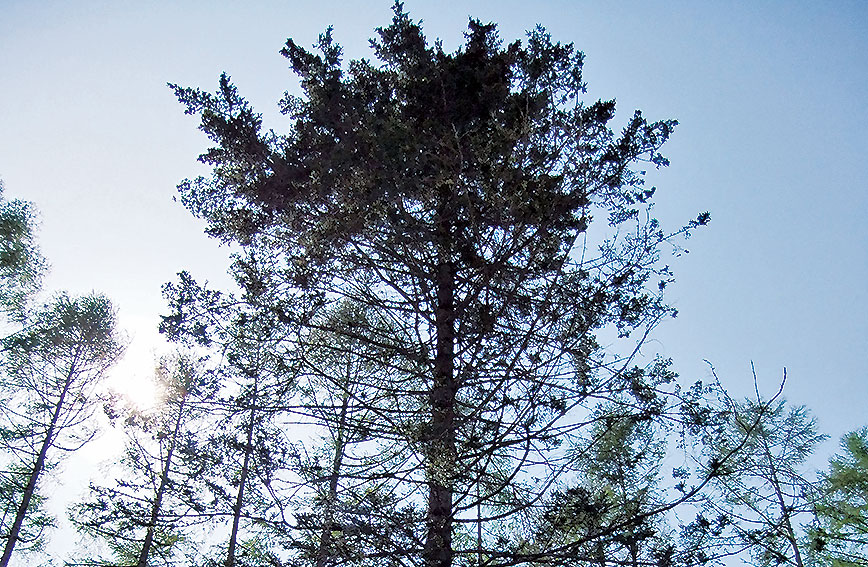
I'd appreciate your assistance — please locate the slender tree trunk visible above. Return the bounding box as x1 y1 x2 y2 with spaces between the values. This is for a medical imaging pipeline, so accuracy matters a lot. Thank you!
425 253 456 567
476 480 482 567
316 381 351 567
136 394 188 567
225 383 258 567
0 365 76 567
761 434 804 567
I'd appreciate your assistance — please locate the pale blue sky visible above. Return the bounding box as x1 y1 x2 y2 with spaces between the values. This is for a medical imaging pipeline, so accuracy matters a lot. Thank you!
1 0 866 558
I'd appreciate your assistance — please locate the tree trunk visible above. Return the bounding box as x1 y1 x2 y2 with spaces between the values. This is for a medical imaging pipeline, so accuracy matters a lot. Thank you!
425 255 456 567
136 393 188 567
316 381 351 567
761 433 804 567
225 384 258 567
0 365 76 567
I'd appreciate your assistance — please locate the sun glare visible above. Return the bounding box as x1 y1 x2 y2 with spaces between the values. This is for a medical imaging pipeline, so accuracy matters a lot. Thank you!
107 347 163 412
118 375 159 411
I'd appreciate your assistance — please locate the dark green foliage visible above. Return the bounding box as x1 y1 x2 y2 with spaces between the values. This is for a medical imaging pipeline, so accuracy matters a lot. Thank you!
0 181 44 320
169 4 711 566
160 250 300 567
810 429 868 567
528 412 674 566
287 301 422 567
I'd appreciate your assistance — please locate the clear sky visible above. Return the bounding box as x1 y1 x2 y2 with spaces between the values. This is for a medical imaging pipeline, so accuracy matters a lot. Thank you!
1 0 866 561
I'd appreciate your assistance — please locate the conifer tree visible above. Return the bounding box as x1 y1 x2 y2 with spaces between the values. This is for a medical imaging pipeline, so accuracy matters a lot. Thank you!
528 397 673 567
70 354 213 567
0 184 120 566
170 4 712 566
0 183 48 562
811 429 868 567
0 293 121 567
702 394 825 567
161 251 300 567
0 181 44 320
289 301 418 567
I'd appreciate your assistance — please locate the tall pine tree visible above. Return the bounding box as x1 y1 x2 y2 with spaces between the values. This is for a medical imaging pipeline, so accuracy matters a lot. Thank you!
0 184 120 567
1 293 121 567
161 251 300 567
703 395 825 567
170 4 712 566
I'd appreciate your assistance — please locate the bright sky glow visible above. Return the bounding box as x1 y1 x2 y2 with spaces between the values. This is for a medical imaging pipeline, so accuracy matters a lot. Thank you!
107 367 160 413
1 1 866 564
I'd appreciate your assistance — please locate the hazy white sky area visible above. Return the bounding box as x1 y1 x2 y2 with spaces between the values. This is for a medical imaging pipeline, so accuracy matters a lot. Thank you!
1 0 866 562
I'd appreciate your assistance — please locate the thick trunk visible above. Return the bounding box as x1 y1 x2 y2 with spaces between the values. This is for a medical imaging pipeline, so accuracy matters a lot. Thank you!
136 394 188 567
425 257 456 567
0 367 76 567
225 390 258 567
